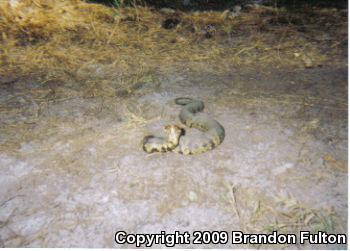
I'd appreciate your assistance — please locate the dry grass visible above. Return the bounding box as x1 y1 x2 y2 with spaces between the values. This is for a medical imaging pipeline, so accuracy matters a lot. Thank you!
228 186 341 248
0 0 347 95
0 0 346 153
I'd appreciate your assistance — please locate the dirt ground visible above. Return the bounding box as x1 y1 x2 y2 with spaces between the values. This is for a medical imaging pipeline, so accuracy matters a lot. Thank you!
0 62 347 248
0 0 348 249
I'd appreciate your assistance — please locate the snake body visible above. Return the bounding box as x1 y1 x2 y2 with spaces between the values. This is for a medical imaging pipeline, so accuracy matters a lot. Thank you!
141 97 225 155
142 124 184 153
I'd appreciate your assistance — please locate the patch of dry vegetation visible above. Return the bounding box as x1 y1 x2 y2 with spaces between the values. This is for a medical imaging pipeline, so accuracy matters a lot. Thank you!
0 0 347 95
228 186 342 248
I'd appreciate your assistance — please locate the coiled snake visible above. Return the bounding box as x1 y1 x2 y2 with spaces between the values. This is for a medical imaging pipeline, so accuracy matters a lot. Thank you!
141 97 225 155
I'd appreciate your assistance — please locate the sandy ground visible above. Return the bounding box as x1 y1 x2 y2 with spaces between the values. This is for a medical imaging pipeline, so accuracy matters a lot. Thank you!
0 65 347 248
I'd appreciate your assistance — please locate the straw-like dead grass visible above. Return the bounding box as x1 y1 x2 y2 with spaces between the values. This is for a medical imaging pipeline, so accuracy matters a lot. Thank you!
228 185 341 248
0 0 346 94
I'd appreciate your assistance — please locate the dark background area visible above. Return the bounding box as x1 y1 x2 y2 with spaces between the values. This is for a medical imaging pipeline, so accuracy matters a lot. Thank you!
88 0 348 10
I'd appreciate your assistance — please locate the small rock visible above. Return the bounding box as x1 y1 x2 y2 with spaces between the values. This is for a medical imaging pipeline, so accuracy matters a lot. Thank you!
188 191 198 202
301 55 313 68
233 5 242 13
160 8 175 14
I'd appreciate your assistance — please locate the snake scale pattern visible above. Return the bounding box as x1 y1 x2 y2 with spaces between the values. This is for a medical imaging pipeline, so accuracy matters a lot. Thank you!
141 97 225 155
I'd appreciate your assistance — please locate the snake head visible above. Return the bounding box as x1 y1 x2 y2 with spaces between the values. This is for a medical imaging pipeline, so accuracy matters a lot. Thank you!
164 124 185 136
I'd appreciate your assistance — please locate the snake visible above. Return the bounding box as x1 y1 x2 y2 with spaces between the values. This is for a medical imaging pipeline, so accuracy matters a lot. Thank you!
141 97 225 155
